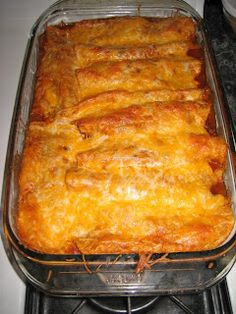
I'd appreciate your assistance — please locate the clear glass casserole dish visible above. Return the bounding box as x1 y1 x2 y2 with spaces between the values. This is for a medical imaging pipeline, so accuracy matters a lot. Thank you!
1 0 236 296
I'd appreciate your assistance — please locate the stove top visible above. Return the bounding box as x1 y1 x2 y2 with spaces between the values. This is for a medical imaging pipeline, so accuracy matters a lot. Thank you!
25 280 232 314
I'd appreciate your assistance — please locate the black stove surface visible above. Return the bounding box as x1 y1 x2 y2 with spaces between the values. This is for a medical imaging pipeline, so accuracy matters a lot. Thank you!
204 0 236 124
25 280 232 314
24 1 236 314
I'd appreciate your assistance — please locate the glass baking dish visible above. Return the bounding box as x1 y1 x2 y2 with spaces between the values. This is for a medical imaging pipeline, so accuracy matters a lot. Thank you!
1 0 236 296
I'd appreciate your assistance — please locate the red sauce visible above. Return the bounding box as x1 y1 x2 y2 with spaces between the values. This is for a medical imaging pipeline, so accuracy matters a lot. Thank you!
205 105 217 135
210 181 227 197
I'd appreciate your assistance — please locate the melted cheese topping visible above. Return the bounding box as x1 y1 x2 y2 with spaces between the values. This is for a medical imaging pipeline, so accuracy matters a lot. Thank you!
45 16 196 47
76 58 204 100
75 41 202 68
17 16 234 254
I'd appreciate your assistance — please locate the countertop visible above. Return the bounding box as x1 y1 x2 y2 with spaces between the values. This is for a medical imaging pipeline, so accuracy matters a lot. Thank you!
204 1 236 311
0 2 55 314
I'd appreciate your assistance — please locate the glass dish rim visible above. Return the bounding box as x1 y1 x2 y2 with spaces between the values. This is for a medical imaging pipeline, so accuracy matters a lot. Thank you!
1 0 236 268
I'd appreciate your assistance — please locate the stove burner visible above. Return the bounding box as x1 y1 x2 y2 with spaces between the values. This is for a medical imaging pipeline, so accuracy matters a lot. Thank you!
89 296 159 313
24 280 233 314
